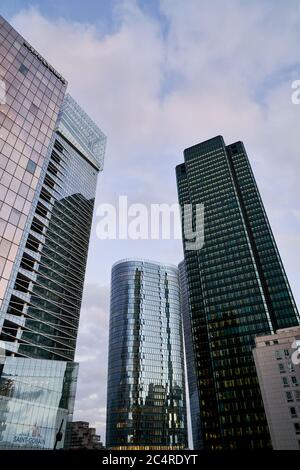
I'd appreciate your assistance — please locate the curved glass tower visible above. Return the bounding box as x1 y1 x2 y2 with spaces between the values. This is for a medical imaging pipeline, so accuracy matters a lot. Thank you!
106 259 188 450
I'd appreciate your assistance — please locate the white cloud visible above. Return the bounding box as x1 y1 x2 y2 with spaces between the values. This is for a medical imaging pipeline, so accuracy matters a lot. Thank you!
10 0 300 445
73 284 109 442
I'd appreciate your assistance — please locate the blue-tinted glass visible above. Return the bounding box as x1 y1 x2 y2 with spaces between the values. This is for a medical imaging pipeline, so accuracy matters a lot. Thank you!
106 260 188 450
26 159 36 174
176 136 300 450
19 63 29 76
0 357 78 450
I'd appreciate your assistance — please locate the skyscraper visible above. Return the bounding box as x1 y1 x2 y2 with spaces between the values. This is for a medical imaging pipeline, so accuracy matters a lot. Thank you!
0 16 106 449
176 135 299 449
178 260 202 450
106 259 188 450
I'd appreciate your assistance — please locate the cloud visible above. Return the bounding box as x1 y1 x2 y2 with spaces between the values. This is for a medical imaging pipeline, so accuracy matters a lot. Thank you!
9 0 300 446
73 284 109 442
11 2 300 201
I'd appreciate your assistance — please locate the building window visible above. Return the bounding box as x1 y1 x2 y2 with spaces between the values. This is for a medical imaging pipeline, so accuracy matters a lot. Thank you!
291 376 299 387
278 363 285 374
290 407 298 419
282 377 289 388
286 392 294 402
26 159 36 174
276 350 283 360
9 208 21 226
284 349 290 358
19 63 29 76
287 361 295 373
295 391 300 402
294 423 300 435
29 103 39 116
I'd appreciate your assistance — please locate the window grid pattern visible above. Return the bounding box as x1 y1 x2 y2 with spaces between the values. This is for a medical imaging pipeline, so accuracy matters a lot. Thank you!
2 129 100 360
0 16 106 361
0 15 66 317
106 260 188 450
0 357 78 449
176 136 299 450
179 260 202 450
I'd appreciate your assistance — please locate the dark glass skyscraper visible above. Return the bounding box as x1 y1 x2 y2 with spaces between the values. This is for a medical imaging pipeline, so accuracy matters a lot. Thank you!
176 136 299 449
0 16 106 448
106 259 187 450
178 260 202 450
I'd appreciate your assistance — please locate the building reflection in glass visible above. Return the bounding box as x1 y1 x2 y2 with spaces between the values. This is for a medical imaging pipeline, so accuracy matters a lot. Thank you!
106 259 188 450
16 192 95 361
178 260 202 450
0 357 78 449
0 15 106 451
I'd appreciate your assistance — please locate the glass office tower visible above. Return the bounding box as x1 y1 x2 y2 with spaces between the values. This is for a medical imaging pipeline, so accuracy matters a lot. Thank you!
178 260 202 450
0 16 106 448
106 259 188 450
0 357 78 449
176 136 299 450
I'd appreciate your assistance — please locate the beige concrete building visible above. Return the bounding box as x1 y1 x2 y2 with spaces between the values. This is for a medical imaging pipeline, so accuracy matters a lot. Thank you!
253 326 300 450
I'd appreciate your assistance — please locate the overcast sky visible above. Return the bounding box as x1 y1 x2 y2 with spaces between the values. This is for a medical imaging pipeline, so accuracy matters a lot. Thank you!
2 0 300 445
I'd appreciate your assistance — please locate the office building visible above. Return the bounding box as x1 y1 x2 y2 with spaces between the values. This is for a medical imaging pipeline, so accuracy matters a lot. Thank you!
106 259 188 450
0 357 78 449
178 260 202 450
253 326 300 450
176 135 299 449
68 421 104 450
0 16 106 449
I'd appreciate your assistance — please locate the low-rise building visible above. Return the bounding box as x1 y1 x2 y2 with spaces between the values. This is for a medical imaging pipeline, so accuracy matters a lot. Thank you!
253 326 300 450
68 421 104 450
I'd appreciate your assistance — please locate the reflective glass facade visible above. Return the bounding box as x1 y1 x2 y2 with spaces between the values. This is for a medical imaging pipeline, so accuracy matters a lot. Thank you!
0 357 78 449
0 15 106 359
0 15 66 312
253 327 300 450
0 16 106 448
0 91 106 360
178 260 202 450
176 136 300 449
106 259 188 450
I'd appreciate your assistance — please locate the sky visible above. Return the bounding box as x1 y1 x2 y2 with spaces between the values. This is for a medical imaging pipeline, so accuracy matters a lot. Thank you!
2 0 300 445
